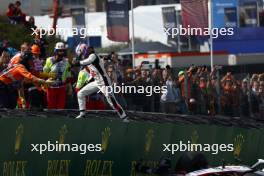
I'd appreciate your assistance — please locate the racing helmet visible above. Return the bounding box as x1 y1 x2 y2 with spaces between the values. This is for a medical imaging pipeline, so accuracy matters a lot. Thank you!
75 43 89 59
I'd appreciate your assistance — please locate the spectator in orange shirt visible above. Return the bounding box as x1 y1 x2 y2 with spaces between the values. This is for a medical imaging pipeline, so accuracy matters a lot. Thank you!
0 52 47 108
25 45 46 109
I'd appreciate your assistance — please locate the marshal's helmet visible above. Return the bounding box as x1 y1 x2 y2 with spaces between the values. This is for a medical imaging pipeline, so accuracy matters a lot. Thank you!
31 44 40 55
55 42 66 51
54 42 66 57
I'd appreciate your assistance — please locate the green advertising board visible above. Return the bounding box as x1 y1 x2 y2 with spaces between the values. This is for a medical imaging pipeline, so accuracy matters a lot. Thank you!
0 114 263 176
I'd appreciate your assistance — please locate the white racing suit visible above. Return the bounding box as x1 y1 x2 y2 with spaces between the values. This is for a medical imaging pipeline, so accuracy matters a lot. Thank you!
77 53 126 119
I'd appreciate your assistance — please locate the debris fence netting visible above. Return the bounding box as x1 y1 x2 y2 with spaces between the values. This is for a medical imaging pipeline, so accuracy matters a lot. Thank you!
0 109 264 129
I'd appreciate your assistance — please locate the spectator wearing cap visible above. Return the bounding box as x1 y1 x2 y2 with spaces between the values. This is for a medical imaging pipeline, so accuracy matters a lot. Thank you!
33 30 48 59
31 44 43 74
43 42 71 109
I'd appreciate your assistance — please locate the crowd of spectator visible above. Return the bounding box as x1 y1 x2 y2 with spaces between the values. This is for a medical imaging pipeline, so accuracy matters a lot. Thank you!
91 51 264 118
1 36 264 118
118 62 264 118
1 3 264 118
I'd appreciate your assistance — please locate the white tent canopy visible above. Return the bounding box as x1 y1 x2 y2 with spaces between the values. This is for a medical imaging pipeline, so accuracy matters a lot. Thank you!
34 4 181 47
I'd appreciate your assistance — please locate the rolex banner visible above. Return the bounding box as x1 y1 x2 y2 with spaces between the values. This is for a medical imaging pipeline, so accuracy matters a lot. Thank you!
0 117 264 175
162 7 177 46
106 0 129 42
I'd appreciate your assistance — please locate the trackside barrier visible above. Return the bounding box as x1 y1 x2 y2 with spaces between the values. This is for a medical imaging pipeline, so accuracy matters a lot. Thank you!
0 111 264 175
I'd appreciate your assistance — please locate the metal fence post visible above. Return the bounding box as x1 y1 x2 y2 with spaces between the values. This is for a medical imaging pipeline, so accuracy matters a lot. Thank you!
184 70 189 114
216 69 222 114
247 74 253 117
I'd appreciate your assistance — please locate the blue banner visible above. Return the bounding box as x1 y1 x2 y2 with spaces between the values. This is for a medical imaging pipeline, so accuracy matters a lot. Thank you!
213 0 238 28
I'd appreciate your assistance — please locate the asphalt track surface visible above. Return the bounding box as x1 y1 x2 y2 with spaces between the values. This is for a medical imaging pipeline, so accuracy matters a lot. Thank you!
0 109 264 129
